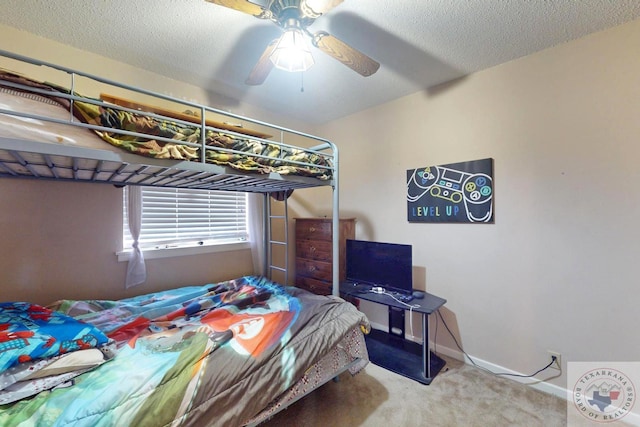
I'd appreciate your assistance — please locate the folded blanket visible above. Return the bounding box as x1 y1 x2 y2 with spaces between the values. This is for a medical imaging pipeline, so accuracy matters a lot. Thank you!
0 349 109 404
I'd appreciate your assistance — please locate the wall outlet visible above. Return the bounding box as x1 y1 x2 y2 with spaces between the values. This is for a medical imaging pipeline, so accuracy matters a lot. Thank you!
548 350 561 371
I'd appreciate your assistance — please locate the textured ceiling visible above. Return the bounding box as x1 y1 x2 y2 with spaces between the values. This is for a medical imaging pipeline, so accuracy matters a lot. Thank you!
1 0 639 124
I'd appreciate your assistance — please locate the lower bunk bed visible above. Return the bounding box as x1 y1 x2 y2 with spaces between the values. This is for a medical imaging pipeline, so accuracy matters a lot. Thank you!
0 276 370 426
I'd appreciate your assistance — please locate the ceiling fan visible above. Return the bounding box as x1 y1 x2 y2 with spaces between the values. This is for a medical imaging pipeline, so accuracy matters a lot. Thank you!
205 0 380 85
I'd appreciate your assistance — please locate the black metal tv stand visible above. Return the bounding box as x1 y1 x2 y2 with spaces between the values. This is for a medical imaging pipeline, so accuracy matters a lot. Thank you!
340 282 447 385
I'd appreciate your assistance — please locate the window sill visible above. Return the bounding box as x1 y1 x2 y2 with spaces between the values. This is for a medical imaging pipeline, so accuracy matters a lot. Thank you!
117 241 251 262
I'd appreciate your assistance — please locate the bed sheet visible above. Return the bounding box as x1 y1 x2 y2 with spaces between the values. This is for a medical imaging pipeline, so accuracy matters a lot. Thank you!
244 325 368 426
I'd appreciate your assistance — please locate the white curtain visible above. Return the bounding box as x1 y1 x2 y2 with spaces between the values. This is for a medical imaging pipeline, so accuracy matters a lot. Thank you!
125 186 146 288
248 193 265 276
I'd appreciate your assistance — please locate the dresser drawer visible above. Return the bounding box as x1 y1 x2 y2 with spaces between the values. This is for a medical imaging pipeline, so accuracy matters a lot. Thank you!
295 240 332 262
295 258 332 282
295 220 332 241
294 218 355 296
296 276 332 295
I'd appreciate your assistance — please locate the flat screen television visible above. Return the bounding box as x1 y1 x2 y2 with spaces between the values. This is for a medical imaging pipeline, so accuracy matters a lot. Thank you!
346 239 413 296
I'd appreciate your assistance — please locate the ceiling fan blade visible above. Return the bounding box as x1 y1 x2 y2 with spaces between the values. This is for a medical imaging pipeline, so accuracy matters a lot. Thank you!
301 0 344 17
205 0 266 17
312 32 380 77
245 39 278 85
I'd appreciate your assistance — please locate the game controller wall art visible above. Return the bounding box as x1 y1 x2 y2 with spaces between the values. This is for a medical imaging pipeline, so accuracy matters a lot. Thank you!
407 158 494 223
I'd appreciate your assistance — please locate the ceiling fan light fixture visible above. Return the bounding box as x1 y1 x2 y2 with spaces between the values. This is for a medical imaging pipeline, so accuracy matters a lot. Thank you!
270 27 315 72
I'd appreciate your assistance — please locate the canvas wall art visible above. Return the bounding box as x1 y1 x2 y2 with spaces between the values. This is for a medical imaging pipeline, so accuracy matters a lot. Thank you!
407 158 494 223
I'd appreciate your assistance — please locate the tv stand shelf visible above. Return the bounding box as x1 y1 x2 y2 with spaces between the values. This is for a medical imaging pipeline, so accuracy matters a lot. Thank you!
340 282 447 385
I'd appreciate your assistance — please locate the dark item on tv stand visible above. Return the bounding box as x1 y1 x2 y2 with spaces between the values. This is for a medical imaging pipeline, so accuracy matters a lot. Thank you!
340 281 447 385
412 290 426 299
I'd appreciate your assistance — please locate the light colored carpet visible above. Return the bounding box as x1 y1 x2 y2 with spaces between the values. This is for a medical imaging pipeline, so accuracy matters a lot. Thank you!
261 356 567 427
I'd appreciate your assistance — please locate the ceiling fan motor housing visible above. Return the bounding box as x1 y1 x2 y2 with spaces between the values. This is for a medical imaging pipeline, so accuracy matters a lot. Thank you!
270 0 319 28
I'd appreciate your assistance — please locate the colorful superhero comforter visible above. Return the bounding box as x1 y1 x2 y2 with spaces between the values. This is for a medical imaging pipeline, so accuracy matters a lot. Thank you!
0 70 332 180
0 276 370 426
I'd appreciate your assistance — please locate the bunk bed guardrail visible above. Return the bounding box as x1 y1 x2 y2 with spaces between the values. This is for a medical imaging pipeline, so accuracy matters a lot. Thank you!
0 48 338 193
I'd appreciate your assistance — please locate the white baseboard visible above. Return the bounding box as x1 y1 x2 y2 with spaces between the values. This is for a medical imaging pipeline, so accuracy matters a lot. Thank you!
368 321 568 400
436 347 640 426
433 344 569 400
370 323 640 425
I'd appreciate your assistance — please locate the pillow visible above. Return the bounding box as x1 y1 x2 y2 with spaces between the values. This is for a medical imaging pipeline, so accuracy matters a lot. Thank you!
0 302 110 374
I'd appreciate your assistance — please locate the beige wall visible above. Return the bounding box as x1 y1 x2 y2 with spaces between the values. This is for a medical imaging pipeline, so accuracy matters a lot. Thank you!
0 180 253 304
292 18 640 390
2 180 120 303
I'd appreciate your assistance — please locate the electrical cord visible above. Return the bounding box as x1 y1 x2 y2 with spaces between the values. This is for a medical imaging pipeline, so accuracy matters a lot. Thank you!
368 288 420 337
435 309 558 379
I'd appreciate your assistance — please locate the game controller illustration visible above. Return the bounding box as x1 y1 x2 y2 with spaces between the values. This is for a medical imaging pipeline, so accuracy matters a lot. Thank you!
407 160 493 222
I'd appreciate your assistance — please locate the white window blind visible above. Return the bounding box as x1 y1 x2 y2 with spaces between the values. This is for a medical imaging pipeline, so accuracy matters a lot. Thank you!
123 186 248 251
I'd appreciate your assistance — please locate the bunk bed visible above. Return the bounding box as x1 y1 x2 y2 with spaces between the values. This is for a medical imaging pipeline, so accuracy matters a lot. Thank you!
0 49 369 426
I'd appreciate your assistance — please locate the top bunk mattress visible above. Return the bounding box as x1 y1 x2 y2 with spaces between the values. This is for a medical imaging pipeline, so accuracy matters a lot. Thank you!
0 63 335 193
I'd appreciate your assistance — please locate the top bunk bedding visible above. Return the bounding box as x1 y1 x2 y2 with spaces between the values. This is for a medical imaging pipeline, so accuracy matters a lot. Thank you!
0 49 336 193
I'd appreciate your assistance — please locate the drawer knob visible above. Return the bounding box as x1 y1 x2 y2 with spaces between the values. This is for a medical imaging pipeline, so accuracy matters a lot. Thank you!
308 266 316 272
309 227 316 232
310 246 316 252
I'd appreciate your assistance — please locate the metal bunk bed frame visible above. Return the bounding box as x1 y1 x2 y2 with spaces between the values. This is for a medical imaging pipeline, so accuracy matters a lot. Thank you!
0 48 342 296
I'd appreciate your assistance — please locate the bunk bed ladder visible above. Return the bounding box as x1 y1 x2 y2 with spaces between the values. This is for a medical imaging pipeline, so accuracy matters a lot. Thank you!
263 193 289 284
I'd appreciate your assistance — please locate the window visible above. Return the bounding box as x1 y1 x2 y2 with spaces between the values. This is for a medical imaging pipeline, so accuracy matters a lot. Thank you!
122 186 248 259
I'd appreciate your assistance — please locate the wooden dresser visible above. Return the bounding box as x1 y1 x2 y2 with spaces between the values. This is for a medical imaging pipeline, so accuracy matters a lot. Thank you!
295 218 356 295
